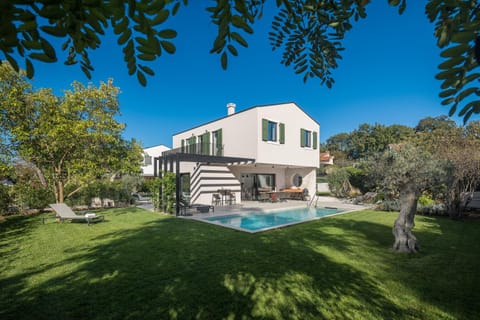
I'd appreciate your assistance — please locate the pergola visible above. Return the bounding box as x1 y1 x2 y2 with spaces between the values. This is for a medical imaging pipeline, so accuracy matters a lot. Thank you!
154 149 255 216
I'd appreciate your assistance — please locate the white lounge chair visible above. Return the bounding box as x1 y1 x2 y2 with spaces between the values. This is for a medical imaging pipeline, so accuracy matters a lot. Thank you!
45 203 104 225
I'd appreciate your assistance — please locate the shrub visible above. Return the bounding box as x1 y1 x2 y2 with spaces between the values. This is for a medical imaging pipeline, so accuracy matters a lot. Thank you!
417 203 447 216
13 183 54 211
376 199 401 212
345 166 368 193
0 185 12 214
67 178 137 207
418 193 435 206
145 172 176 214
327 167 352 198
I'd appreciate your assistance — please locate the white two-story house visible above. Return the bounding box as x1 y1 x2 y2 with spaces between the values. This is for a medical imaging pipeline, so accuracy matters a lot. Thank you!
158 102 319 210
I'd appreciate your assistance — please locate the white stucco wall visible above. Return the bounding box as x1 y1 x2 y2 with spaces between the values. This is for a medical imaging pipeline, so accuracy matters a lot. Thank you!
256 103 320 168
142 145 170 176
172 102 320 168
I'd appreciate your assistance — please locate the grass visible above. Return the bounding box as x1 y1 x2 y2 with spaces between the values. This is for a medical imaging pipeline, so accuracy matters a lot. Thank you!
1 208 479 320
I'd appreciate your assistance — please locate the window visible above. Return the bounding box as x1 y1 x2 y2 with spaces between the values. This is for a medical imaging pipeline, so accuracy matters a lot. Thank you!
301 129 311 148
292 174 302 187
267 121 277 141
301 129 317 148
262 119 284 143
144 154 152 166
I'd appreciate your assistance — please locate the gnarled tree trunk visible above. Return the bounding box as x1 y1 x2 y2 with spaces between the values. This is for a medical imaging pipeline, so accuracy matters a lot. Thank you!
393 183 420 253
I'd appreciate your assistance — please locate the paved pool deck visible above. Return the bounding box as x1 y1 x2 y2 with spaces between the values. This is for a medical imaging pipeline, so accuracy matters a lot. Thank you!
183 196 369 219
138 196 370 218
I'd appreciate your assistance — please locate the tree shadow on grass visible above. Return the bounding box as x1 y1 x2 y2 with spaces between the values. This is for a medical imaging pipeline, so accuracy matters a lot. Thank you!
298 213 480 320
1 211 476 319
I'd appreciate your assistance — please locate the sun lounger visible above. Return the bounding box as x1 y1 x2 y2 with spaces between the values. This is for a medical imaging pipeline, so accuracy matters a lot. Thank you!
179 199 214 216
45 203 104 225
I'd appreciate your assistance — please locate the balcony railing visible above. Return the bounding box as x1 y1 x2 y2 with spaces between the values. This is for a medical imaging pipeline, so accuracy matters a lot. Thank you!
162 143 224 157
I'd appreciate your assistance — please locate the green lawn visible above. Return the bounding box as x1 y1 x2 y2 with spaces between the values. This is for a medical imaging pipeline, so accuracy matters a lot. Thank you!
1 208 479 320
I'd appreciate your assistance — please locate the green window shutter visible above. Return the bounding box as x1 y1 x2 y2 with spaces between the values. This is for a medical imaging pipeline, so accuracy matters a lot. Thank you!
313 131 318 149
300 129 305 147
279 123 285 144
202 132 210 155
181 139 185 153
262 119 268 141
217 129 223 156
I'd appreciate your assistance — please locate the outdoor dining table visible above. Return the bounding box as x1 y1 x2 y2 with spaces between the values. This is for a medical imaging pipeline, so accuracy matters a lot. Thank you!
279 188 305 200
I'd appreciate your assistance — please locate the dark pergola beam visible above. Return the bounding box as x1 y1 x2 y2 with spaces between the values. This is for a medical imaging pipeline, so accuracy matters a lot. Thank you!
156 152 255 217
175 156 181 216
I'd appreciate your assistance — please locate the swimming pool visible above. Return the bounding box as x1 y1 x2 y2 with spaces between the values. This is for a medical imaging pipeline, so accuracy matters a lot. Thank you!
202 207 345 233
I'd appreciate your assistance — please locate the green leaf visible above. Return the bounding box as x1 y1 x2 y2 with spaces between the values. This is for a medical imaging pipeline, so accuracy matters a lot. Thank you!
231 32 248 47
113 18 129 35
118 29 132 45
221 51 227 70
139 64 154 76
227 45 238 56
295 64 308 74
81 65 92 79
435 68 460 80
210 37 226 54
441 97 455 106
137 53 156 61
25 58 34 78
41 39 57 60
40 26 67 37
231 16 253 34
152 10 170 25
137 71 147 86
39 5 64 19
22 40 43 50
439 89 457 98
172 3 181 15
19 20 37 32
458 101 480 117
451 31 475 44
5 54 19 72
455 87 478 103
160 41 175 54
28 53 56 63
438 56 464 70
440 44 469 58
137 45 157 55
158 29 177 39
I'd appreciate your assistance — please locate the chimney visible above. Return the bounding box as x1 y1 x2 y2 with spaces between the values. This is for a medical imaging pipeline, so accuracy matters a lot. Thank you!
227 102 236 115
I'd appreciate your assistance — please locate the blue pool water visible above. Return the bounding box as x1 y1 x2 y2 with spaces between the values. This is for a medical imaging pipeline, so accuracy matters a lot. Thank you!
204 207 344 232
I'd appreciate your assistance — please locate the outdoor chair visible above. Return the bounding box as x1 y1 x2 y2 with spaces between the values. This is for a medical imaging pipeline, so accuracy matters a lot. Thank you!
179 199 214 216
226 192 236 205
45 203 104 225
212 193 221 206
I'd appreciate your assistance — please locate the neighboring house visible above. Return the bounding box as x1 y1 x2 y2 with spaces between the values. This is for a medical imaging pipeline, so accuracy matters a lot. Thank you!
320 151 334 165
155 102 320 212
142 144 170 177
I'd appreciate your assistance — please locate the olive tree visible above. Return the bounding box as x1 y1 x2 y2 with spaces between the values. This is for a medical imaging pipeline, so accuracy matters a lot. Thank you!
367 144 447 253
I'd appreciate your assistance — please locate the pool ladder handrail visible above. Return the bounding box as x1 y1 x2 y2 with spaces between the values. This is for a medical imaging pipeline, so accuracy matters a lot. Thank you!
308 194 319 208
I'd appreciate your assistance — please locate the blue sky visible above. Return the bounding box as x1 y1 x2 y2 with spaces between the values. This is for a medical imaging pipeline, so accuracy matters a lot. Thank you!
17 1 479 148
